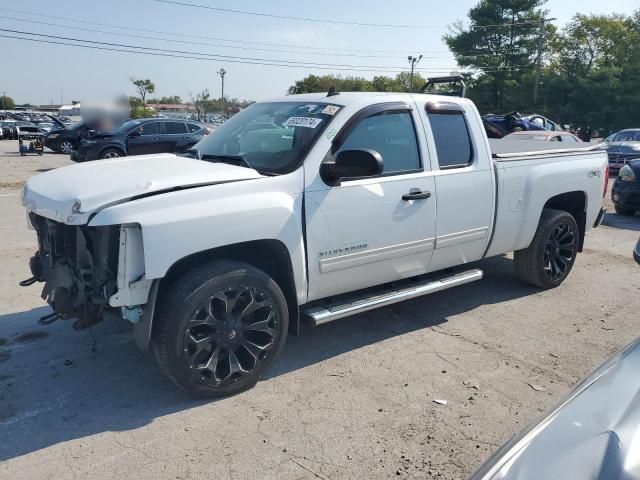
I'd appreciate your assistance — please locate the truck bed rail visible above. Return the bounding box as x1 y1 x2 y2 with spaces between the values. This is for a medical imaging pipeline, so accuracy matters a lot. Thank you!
490 139 604 161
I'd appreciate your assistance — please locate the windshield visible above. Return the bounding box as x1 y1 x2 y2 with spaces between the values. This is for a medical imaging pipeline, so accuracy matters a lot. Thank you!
191 101 341 174
113 120 140 134
69 121 88 131
613 131 640 142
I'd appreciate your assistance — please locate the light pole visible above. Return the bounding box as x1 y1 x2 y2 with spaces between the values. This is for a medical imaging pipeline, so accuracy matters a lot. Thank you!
534 17 556 107
1 91 6 111
407 55 423 93
217 68 226 118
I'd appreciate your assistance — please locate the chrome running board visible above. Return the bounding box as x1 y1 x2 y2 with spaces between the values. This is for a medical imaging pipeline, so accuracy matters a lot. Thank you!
302 269 483 326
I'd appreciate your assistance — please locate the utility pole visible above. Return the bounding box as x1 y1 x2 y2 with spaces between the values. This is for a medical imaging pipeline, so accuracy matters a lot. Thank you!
407 55 423 93
217 68 226 118
534 17 556 107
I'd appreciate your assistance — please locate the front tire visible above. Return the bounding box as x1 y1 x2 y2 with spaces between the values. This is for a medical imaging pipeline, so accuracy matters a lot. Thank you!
152 260 289 397
60 141 74 154
100 148 123 159
514 209 579 289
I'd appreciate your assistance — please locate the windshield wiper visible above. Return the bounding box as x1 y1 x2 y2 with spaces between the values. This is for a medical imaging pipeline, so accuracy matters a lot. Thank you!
201 154 253 170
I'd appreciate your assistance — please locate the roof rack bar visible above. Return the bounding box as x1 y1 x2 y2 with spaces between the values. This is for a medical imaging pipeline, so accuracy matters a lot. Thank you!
419 75 466 98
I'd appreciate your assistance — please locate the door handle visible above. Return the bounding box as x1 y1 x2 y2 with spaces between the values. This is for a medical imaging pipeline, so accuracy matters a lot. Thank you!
154 137 160 140
402 190 431 201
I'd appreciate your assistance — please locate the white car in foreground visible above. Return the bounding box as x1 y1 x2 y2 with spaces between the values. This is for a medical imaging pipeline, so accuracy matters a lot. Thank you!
21 92 608 396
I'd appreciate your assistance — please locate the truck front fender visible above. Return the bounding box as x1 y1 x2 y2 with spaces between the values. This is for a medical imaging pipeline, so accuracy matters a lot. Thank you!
89 172 307 305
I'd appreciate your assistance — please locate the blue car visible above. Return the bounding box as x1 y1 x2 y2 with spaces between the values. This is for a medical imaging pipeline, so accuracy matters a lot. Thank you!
483 112 563 139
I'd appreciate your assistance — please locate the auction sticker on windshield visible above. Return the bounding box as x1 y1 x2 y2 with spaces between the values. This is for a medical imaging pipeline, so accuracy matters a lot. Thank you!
283 117 323 129
321 105 340 116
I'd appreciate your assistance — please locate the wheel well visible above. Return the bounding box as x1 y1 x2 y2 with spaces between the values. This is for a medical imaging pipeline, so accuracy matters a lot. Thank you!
543 191 587 251
158 239 300 335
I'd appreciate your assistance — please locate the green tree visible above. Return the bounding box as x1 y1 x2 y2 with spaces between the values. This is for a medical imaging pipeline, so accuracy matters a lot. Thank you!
190 89 211 120
129 106 155 119
288 74 374 94
444 0 548 110
540 11 640 132
147 95 183 104
128 96 143 108
371 76 396 92
130 78 156 105
288 73 426 95
392 72 426 92
1 95 15 109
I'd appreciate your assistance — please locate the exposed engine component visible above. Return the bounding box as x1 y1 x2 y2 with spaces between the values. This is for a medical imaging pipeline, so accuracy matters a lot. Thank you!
23 213 120 325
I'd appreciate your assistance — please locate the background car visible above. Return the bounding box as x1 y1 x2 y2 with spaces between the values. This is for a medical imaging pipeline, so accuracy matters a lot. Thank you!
611 159 640 215
596 128 640 172
635 237 640 264
2 121 39 140
71 118 208 161
503 131 582 143
16 124 42 141
482 112 563 138
45 121 95 154
0 120 16 139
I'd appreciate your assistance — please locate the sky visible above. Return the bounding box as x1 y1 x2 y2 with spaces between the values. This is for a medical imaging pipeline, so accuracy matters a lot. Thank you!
0 0 638 105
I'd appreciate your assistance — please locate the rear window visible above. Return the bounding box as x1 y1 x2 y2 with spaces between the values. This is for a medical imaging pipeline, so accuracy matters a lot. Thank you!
187 123 202 133
427 113 473 169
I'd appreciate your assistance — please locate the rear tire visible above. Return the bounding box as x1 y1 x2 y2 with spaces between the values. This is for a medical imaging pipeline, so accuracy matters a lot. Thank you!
514 209 579 289
152 260 289 397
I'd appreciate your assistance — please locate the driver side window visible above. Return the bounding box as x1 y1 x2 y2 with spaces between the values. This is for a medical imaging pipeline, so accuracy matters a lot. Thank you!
335 111 421 175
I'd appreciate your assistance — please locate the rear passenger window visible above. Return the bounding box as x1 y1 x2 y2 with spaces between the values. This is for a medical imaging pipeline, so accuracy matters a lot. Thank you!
427 113 473 169
187 123 202 133
337 111 421 175
164 122 187 134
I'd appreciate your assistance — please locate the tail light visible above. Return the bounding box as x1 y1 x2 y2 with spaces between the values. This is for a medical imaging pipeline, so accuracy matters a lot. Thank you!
603 165 609 198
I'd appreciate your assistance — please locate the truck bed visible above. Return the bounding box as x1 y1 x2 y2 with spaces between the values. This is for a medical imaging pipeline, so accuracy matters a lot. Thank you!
489 138 603 161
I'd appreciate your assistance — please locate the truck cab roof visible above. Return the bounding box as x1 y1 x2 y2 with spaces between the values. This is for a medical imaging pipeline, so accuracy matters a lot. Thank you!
268 92 470 108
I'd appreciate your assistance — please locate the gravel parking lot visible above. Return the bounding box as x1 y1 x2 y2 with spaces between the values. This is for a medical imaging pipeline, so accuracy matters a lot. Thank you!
1 142 638 479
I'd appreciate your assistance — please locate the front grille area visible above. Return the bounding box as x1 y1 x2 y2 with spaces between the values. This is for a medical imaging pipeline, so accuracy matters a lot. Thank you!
29 213 120 317
626 191 640 207
608 152 640 164
31 214 78 269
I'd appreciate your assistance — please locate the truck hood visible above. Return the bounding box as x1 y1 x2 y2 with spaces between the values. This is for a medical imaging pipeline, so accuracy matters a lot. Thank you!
22 153 264 225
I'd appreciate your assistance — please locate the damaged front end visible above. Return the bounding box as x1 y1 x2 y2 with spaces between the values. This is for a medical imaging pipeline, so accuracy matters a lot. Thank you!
23 213 148 330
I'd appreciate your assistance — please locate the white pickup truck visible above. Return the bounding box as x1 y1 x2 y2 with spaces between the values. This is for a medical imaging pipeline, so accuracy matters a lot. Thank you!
21 92 608 396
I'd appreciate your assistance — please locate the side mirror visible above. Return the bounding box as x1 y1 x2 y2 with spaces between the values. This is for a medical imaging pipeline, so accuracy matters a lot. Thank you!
128 130 141 138
87 129 96 138
320 149 383 185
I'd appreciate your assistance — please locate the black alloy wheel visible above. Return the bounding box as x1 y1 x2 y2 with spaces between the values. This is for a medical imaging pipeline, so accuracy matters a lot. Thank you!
543 221 577 282
514 208 580 289
183 285 280 386
153 260 289 397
